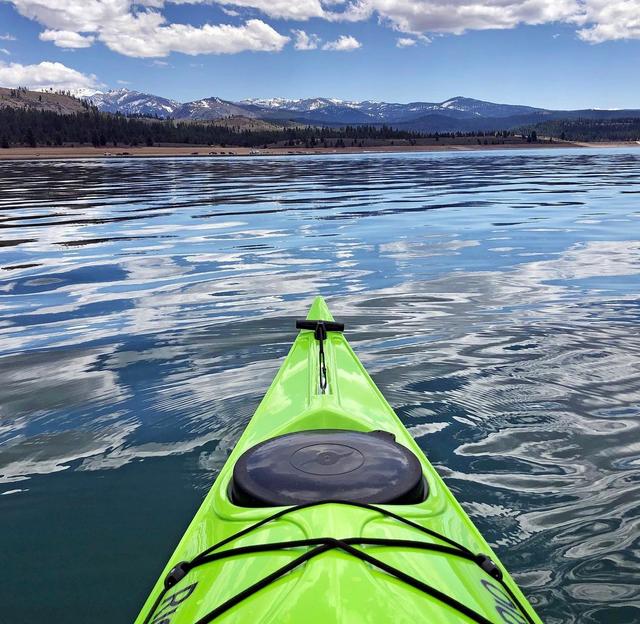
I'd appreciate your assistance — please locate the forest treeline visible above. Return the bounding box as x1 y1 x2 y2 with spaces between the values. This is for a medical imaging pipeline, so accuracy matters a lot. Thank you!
3 106 640 147
0 107 424 148
528 118 640 142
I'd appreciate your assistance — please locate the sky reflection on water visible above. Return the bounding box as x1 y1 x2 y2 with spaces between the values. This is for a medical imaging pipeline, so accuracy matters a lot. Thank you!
1 149 639 623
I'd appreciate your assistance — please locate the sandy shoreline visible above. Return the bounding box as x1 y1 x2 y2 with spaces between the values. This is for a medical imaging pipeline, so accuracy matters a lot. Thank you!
0 141 637 160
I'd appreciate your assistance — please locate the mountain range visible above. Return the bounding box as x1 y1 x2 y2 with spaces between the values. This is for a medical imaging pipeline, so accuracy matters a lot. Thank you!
41 88 640 132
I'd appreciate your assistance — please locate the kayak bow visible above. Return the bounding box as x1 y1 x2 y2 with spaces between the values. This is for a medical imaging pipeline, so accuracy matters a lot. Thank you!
136 297 542 624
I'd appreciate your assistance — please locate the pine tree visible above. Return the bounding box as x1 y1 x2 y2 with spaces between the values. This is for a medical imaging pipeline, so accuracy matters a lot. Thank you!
24 128 37 148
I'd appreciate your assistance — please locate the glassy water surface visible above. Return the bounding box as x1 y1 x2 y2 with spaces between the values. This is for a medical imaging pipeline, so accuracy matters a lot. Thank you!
1 149 639 623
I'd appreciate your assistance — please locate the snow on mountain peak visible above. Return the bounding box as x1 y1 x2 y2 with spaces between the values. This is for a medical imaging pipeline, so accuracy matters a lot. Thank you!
83 89 557 124
55 87 104 98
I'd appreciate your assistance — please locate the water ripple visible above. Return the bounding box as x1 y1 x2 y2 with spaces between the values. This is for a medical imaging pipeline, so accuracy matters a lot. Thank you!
1 148 640 622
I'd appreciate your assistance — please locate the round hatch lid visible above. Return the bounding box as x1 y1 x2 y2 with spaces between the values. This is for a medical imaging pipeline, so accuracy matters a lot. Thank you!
230 429 427 507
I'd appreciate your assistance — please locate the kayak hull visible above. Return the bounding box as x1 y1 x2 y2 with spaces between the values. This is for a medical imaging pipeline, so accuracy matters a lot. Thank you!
135 297 542 624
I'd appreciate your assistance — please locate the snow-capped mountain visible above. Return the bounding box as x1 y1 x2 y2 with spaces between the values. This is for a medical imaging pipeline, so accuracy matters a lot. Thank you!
84 90 550 123
87 88 180 117
68 87 104 98
86 90 256 120
242 96 549 122
173 97 257 120
438 96 543 118
79 89 639 131
241 97 359 112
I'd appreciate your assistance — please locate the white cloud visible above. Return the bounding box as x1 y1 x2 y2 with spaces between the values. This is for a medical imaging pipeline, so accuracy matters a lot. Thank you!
0 34 17 41
292 29 321 50
9 0 128 32
336 0 579 35
210 0 325 20
192 1 640 44
291 27 366 53
6 0 640 56
0 48 10 55
7 1 290 57
574 0 640 43
39 29 96 48
328 0 640 44
99 14 289 57
396 37 416 47
170 0 325 20
0 60 99 90
322 34 361 50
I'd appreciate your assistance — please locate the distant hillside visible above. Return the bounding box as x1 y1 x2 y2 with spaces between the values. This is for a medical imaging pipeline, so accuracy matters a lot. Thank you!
197 115 293 131
89 89 178 117
81 89 640 133
240 96 553 126
87 90 551 124
2 85 639 143
174 97 257 120
85 89 258 120
0 86 88 114
390 111 558 133
4 86 639 134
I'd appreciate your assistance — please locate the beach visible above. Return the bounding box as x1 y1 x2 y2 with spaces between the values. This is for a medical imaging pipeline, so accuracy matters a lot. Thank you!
1 141 637 160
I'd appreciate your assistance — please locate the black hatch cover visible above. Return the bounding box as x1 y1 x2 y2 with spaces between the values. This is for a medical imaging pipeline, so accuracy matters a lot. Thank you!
230 429 427 507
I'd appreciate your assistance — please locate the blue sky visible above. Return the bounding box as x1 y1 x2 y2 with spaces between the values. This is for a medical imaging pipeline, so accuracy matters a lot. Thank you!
0 0 639 109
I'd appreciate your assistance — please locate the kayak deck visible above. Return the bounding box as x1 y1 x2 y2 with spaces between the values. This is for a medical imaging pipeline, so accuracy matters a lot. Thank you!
135 297 542 624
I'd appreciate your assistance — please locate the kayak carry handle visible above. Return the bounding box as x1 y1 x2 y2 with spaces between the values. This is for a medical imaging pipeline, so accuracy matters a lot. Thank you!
295 320 344 394
296 320 344 335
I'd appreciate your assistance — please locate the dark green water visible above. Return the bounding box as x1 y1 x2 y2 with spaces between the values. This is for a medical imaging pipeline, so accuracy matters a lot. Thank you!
1 149 639 623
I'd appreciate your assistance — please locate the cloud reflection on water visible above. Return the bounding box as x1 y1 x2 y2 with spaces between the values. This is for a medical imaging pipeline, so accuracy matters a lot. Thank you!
1 150 639 621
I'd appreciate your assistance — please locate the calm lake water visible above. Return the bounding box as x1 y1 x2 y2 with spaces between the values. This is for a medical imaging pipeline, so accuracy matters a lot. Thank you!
1 149 639 623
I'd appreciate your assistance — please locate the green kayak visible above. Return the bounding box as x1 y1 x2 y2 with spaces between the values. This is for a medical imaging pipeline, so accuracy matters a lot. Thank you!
136 297 542 624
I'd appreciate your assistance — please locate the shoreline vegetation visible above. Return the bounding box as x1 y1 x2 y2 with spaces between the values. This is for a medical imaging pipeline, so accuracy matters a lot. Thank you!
0 141 638 160
1 92 639 161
